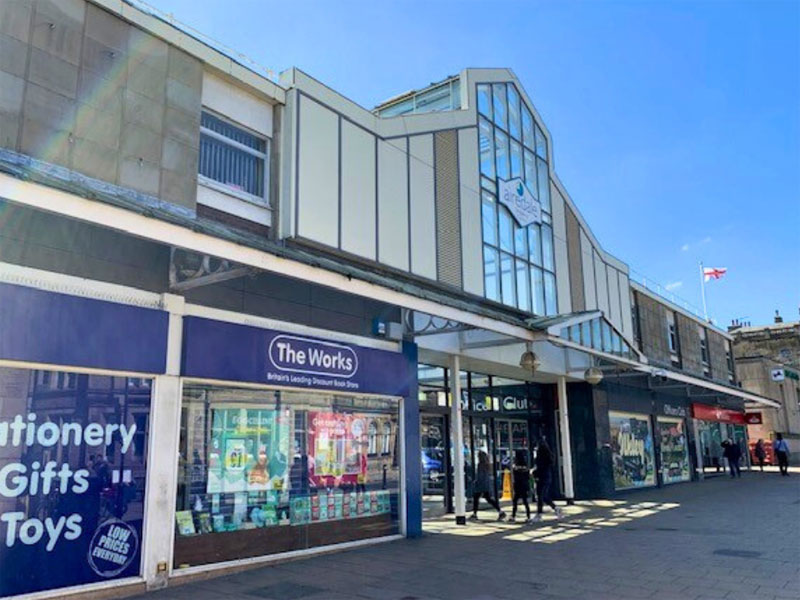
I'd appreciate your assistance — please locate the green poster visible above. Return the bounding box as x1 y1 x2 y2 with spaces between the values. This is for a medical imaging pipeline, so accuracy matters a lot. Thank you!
207 408 290 494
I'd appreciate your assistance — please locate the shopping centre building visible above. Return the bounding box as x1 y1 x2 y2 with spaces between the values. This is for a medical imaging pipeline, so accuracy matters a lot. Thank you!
0 0 778 598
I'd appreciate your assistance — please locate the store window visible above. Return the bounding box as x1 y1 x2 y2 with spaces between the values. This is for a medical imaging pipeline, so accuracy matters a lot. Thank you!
657 417 691 484
174 385 400 568
479 81 556 314
609 411 656 490
0 367 151 597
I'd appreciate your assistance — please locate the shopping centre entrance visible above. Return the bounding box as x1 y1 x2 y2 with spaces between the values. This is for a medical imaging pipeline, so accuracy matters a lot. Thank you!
418 364 557 519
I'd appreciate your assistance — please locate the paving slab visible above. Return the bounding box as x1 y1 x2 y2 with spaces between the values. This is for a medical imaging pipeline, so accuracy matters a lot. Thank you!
132 472 800 600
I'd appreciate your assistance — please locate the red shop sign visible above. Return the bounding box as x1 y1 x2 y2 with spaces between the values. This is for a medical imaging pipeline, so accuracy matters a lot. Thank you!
692 403 746 424
744 412 763 425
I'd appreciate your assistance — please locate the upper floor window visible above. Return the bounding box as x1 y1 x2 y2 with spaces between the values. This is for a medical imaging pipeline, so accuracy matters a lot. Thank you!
698 325 710 376
199 110 269 205
725 340 735 383
666 311 681 367
479 82 555 315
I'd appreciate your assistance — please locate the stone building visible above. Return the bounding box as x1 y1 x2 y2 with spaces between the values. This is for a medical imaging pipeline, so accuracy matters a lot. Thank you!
730 313 800 462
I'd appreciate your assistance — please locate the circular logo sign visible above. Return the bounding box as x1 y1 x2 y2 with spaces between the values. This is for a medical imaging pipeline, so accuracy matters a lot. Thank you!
87 520 139 578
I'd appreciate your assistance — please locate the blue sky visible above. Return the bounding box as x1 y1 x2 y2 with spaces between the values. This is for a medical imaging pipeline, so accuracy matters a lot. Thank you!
151 0 799 328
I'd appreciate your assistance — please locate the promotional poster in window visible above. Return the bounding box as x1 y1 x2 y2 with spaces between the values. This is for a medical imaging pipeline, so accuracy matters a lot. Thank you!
609 412 656 490
0 368 150 597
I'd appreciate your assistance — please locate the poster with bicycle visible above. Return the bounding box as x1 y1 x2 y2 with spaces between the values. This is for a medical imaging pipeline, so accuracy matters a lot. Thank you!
0 367 151 597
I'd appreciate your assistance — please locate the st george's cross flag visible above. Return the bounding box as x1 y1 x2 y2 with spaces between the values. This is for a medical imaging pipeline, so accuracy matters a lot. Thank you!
703 266 727 282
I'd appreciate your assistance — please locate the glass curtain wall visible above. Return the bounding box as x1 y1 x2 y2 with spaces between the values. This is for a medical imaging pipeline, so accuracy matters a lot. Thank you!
478 82 556 314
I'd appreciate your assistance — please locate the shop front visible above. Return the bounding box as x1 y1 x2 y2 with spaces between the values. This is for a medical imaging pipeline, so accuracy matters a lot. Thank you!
587 381 694 494
173 316 417 570
692 403 749 474
418 364 556 514
0 282 167 598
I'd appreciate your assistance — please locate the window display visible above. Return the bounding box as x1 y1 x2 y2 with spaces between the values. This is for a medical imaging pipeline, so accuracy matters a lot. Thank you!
609 411 656 490
174 385 400 568
0 367 151 597
657 417 691 484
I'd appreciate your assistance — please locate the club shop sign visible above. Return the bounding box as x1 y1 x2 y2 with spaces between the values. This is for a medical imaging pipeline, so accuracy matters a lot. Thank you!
182 317 413 397
498 178 542 227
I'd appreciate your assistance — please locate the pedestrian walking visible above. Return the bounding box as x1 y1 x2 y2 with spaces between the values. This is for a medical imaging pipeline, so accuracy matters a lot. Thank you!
532 439 562 522
508 449 531 523
722 440 741 478
469 451 506 521
773 433 791 476
754 439 766 471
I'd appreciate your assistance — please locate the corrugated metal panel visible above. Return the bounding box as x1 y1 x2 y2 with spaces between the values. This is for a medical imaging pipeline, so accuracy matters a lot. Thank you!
434 130 462 288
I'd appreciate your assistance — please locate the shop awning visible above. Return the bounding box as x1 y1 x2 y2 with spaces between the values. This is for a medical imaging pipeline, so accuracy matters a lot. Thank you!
626 364 780 409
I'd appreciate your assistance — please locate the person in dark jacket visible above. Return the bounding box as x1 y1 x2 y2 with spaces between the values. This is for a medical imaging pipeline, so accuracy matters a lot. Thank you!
722 440 741 478
509 449 531 523
469 451 506 521
532 439 562 522
754 439 766 471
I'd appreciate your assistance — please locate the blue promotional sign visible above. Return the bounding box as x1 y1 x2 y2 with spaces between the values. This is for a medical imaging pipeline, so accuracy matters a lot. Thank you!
0 367 151 596
182 317 413 398
0 282 168 374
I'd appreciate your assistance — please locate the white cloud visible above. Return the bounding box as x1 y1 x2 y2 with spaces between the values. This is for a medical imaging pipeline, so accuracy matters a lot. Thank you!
680 237 711 252
701 236 712 244
665 281 683 291
680 244 690 252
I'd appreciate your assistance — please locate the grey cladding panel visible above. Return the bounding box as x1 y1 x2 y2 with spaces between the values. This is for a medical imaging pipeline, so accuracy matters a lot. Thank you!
434 129 462 288
565 206 585 311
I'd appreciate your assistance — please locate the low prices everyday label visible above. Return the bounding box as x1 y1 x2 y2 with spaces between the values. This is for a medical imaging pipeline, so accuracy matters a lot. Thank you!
88 520 138 577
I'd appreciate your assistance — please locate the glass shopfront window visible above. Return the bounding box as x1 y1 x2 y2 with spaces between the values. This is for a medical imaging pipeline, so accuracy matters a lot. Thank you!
0 367 151 597
657 417 691 484
174 384 400 568
609 411 656 490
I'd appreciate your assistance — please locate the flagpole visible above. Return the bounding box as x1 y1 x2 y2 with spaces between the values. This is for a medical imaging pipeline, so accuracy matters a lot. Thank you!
699 261 708 322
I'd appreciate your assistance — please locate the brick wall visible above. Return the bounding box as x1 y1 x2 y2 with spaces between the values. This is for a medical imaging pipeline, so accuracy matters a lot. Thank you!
0 0 201 210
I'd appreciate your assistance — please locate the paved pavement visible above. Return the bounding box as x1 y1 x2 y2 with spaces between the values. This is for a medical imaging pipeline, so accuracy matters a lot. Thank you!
135 470 800 600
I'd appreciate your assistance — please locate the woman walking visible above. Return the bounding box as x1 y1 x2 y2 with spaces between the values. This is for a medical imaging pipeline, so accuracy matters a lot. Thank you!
754 439 766 471
469 451 506 521
532 439 562 523
508 449 531 523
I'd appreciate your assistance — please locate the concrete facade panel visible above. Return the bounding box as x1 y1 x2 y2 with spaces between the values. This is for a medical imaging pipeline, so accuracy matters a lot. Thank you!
565 204 584 312
607 265 622 332
581 229 597 310
378 137 410 271
594 250 609 318
297 95 339 246
340 119 377 260
618 271 633 338
552 181 571 314
0 33 30 78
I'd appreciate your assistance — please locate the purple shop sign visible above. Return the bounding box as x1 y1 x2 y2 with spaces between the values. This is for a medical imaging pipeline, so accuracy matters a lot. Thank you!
181 317 413 397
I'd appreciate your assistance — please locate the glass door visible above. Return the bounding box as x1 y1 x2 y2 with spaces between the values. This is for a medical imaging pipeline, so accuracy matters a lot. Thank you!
421 414 447 498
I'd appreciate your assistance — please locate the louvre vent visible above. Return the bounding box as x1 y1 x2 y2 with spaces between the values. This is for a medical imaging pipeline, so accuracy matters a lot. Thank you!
434 130 462 288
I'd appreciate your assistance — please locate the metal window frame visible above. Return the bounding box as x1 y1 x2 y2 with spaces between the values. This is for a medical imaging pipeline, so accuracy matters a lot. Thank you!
475 82 556 316
199 108 271 208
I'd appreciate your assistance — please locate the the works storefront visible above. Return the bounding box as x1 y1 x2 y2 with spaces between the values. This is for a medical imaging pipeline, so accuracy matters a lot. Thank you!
0 280 419 599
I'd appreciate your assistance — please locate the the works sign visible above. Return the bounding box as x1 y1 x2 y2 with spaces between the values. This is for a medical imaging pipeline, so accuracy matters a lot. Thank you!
182 317 413 397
